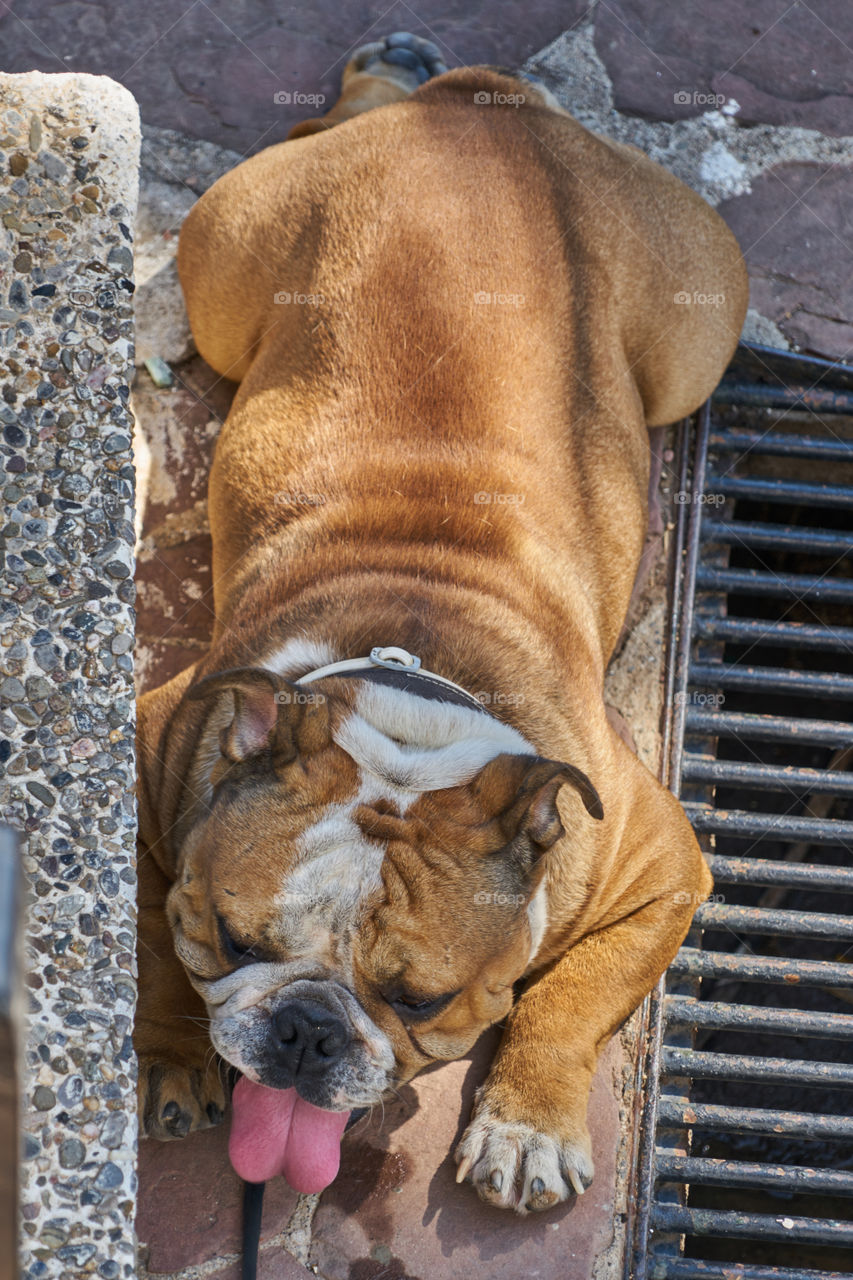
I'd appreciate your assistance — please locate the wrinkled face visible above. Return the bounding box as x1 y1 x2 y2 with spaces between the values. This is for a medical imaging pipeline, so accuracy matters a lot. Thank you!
166 671 601 1110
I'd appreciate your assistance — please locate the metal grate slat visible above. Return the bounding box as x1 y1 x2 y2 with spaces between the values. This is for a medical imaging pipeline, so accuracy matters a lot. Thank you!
656 1099 853 1140
664 997 853 1039
650 1206 853 1247
685 806 853 843
656 1157 853 1196
708 855 853 891
693 614 853 650
695 566 853 603
681 756 853 795
651 1262 852 1279
684 708 853 747
705 474 853 508
701 518 853 557
708 429 853 461
661 1047 853 1088
669 947 853 988
689 661 853 697
690 902 853 940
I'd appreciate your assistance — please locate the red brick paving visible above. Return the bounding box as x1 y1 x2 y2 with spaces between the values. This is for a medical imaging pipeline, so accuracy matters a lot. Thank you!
309 1033 628 1280
138 1121 301 1274
718 161 853 361
594 0 853 135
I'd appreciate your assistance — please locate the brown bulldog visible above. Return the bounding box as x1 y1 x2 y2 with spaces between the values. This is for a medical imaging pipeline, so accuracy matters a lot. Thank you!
135 34 747 1212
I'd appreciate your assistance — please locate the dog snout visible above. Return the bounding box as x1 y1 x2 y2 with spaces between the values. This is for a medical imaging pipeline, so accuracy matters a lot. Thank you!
271 999 352 1077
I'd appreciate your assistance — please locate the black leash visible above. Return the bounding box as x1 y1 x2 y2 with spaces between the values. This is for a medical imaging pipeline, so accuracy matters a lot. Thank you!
241 1180 266 1280
240 1107 367 1275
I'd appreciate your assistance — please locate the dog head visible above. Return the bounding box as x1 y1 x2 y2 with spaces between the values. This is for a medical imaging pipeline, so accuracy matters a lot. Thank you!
163 665 603 1110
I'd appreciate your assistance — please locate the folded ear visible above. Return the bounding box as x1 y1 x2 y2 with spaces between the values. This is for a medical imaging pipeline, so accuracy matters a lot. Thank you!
186 667 330 764
470 752 604 854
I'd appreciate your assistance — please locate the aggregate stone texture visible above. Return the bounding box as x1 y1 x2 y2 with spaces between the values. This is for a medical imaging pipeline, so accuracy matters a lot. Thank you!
0 72 140 1279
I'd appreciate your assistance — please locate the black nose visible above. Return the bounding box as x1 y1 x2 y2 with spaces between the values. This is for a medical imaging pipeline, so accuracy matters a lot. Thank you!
271 1000 351 1077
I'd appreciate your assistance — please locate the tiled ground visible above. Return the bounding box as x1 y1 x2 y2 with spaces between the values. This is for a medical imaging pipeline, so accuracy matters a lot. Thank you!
5 0 853 1276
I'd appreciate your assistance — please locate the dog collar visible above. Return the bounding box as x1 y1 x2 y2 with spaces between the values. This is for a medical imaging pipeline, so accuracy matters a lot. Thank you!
294 645 489 713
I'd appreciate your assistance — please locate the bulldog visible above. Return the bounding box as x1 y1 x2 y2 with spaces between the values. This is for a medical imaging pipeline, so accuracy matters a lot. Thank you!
135 33 747 1213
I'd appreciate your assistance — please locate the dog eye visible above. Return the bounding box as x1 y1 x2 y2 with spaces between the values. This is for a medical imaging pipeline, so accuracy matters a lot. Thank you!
387 989 459 1022
217 914 260 967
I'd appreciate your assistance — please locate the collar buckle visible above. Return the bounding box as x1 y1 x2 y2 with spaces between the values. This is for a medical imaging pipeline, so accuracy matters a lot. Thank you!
369 646 422 672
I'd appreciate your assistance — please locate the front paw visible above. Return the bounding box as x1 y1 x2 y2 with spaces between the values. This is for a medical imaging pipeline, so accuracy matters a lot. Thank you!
139 1057 227 1140
454 1092 594 1213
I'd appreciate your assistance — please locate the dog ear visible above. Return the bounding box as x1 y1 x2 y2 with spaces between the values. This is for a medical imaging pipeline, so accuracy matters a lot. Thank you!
186 667 330 764
471 752 603 853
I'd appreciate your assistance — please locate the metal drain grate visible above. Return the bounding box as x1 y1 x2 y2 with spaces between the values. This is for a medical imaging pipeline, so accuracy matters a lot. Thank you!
627 343 853 1280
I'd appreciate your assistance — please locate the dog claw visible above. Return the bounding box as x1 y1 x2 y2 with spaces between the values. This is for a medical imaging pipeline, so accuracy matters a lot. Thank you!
530 1176 544 1195
567 1167 586 1196
490 1169 503 1192
456 1154 474 1184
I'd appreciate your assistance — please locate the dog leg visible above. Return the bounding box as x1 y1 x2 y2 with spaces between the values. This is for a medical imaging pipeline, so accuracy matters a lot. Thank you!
455 815 712 1212
288 32 448 138
136 850 227 1139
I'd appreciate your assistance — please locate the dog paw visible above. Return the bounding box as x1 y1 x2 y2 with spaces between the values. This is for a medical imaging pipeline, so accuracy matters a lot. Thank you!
346 33 448 92
454 1098 594 1213
139 1057 227 1141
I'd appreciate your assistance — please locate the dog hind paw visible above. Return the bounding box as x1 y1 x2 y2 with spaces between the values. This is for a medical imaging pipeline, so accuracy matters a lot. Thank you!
454 1103 594 1213
346 33 448 92
139 1057 227 1140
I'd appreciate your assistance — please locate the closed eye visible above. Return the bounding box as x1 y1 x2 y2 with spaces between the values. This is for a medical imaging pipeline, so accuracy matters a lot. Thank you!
386 989 460 1023
217 914 262 968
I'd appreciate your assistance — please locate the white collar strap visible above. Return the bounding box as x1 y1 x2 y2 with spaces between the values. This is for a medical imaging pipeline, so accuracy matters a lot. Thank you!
294 646 488 713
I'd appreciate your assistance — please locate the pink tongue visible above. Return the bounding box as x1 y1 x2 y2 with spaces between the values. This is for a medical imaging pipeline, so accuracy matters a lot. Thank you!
229 1076 350 1193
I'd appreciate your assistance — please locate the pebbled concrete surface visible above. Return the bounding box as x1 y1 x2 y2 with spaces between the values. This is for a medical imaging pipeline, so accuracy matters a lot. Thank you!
0 70 140 1280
